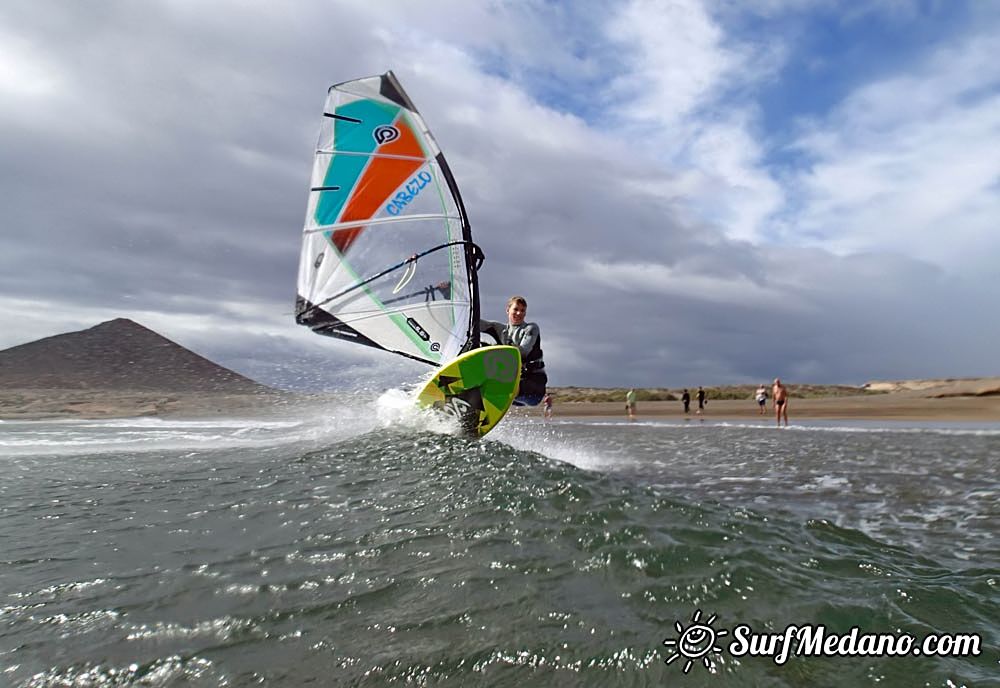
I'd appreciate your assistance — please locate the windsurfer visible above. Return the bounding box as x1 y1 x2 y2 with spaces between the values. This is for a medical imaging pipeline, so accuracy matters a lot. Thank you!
480 296 547 406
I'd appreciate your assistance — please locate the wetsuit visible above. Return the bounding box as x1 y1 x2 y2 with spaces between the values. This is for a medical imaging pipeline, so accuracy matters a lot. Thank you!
480 319 547 406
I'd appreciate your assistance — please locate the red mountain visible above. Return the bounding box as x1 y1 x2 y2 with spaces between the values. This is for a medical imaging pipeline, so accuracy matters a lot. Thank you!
0 318 271 393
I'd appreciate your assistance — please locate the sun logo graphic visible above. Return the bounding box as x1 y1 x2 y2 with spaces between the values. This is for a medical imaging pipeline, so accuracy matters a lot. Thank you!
663 609 728 674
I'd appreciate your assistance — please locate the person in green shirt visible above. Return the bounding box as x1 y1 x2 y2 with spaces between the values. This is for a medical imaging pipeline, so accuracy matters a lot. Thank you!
625 388 636 421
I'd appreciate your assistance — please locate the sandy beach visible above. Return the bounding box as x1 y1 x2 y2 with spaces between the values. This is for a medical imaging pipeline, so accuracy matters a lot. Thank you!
519 394 1000 422
514 378 1000 423
2 378 998 422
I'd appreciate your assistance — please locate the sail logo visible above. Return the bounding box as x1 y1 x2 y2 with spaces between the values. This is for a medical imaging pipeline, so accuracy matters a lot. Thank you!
373 125 399 145
407 318 440 352
386 171 433 216
406 317 430 341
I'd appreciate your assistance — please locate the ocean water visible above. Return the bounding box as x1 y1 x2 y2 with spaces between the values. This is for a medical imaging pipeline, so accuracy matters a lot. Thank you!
1 401 997 687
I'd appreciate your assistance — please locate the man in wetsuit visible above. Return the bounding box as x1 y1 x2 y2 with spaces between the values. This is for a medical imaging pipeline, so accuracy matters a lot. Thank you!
480 296 547 406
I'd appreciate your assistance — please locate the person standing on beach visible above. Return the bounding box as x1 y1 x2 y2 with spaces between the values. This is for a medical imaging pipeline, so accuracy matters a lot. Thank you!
696 386 707 414
625 388 636 421
681 389 691 414
542 393 553 421
772 378 789 426
755 384 768 415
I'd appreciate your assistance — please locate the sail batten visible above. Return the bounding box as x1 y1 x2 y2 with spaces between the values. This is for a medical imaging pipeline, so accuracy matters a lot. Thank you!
315 150 429 163
296 71 480 366
304 213 464 234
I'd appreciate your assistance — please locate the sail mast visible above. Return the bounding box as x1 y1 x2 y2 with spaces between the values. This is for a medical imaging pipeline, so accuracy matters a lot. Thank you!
382 71 481 352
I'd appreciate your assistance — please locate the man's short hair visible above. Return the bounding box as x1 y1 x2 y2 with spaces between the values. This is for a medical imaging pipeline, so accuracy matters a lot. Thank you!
507 295 527 308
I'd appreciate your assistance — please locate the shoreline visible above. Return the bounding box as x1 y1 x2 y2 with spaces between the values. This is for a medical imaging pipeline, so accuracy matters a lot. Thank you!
2 388 998 423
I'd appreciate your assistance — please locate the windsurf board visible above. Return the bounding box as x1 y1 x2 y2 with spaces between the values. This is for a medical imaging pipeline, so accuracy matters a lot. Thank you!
414 345 520 436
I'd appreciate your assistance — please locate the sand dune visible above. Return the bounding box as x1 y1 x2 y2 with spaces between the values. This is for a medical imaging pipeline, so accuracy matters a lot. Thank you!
863 377 1000 398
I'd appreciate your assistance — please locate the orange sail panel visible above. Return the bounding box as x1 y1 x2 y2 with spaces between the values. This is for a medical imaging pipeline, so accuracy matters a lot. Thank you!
330 118 425 254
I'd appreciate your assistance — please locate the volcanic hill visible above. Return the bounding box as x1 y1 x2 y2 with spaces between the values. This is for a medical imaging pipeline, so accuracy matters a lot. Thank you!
0 318 271 393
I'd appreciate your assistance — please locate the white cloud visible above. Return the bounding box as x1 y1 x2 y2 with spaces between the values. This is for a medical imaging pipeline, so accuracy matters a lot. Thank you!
601 0 786 245
580 257 805 312
784 31 1000 271
608 0 736 128
0 27 61 99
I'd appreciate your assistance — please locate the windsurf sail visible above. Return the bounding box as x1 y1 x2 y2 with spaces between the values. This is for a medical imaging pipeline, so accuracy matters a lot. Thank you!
295 71 482 365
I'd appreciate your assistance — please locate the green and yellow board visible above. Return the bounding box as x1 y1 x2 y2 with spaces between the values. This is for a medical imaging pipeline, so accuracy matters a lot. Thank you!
414 345 521 437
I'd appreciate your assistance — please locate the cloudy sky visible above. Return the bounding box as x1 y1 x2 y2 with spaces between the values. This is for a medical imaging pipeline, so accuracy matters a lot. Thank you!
2 0 998 389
